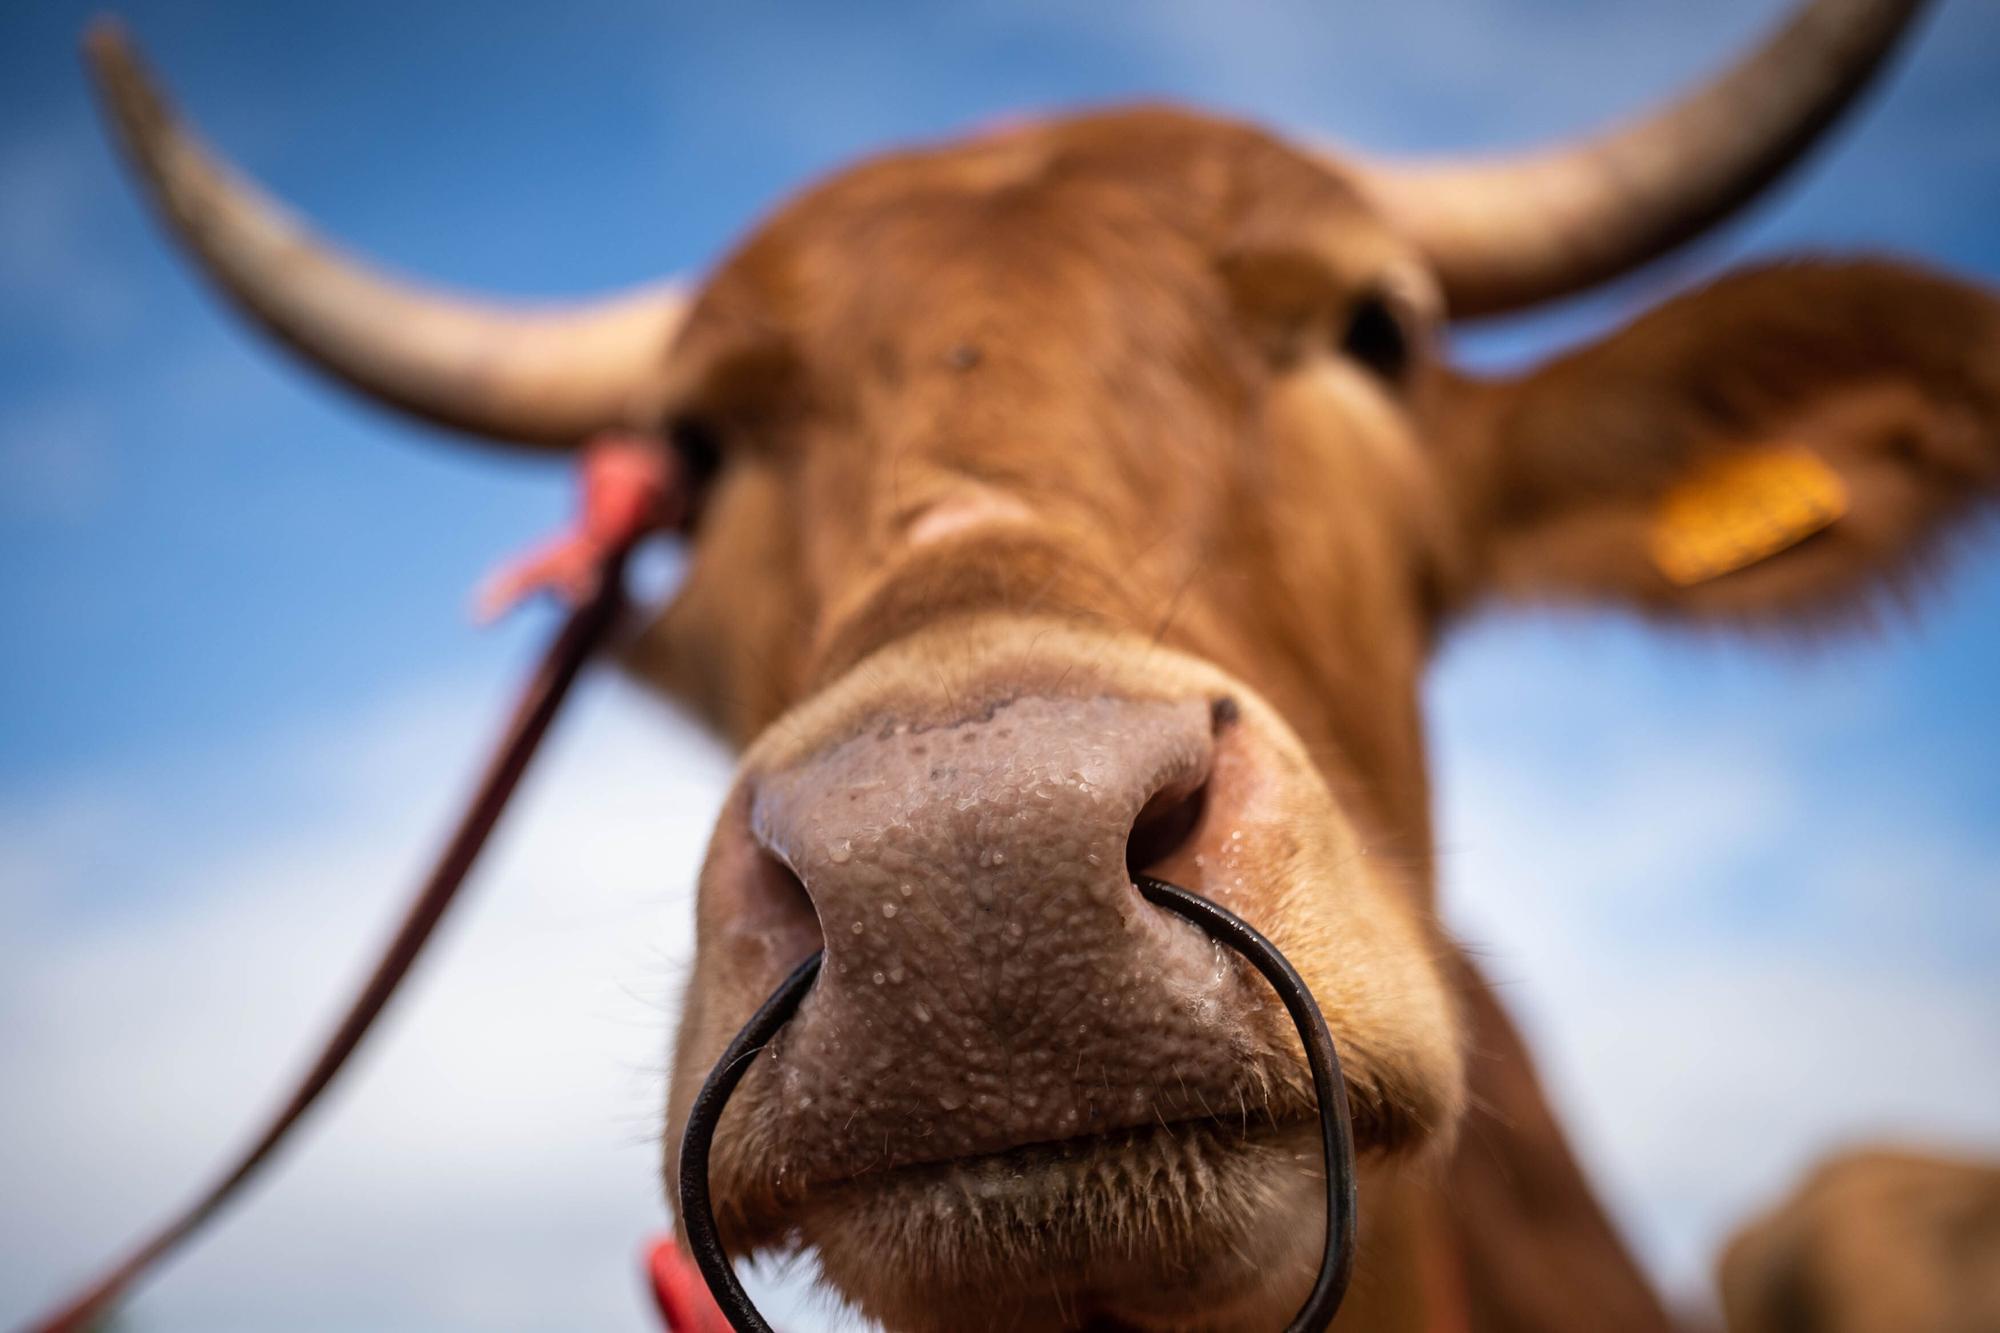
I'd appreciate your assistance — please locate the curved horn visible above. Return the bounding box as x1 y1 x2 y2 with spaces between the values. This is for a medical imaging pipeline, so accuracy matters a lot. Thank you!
1348 0 1930 318
84 20 689 448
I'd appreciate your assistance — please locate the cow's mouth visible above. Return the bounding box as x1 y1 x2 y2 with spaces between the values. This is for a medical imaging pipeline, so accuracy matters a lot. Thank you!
802 1115 1331 1331
678 875 1357 1332
803 1108 1324 1258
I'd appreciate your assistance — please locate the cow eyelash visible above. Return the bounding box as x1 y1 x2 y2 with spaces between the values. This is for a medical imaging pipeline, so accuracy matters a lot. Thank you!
1339 293 1411 383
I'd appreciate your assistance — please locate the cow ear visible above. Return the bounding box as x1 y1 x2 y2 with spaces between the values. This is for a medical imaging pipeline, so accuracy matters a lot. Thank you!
1444 260 2000 632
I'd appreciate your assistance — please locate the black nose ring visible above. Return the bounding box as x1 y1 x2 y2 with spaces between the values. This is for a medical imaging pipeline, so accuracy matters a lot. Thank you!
676 875 1358 1332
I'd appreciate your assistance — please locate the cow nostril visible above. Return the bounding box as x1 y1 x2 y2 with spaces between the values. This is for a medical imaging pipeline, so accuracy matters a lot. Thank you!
1125 777 1208 881
748 849 823 961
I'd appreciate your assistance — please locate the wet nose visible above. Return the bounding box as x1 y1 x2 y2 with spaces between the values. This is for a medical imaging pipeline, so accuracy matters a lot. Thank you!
742 694 1261 1178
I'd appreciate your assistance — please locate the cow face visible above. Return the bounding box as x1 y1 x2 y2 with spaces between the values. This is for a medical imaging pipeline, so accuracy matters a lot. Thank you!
645 110 1465 1329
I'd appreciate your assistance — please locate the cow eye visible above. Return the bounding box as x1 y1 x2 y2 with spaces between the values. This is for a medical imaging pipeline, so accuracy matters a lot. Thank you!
668 413 725 485
1339 293 1410 383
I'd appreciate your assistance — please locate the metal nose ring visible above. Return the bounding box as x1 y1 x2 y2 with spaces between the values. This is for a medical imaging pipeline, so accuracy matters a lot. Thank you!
676 875 1358 1333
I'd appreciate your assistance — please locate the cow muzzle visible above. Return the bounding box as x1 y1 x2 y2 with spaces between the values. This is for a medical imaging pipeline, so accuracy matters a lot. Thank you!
667 621 1464 1329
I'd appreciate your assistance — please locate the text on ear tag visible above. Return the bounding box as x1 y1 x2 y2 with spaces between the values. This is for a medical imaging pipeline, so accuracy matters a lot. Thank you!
1649 444 1848 587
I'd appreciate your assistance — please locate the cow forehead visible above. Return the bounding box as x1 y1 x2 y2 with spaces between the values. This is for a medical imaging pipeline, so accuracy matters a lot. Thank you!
664 103 1430 514
701 105 1408 342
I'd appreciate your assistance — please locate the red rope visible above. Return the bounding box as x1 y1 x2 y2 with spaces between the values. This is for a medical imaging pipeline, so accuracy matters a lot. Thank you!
648 1237 738 1333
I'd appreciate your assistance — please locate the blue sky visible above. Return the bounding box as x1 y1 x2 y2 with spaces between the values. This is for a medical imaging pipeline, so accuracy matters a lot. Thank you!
3 1 1997 1329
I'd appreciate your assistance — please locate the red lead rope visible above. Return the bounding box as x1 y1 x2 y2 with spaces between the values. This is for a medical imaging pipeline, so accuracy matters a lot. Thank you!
22 435 682 1333
649 1238 739 1333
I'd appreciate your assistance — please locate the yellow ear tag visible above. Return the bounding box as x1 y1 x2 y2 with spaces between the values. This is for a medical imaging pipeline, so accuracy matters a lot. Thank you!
1649 444 1848 587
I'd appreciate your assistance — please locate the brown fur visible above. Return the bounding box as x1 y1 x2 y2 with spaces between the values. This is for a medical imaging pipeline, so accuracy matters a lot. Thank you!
1720 1149 2000 1333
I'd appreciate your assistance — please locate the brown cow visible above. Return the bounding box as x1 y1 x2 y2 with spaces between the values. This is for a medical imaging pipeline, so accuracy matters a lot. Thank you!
1721 1148 2000 1333
85 0 1999 1328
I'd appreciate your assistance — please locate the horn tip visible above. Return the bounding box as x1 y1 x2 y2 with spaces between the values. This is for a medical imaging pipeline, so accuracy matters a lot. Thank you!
80 14 175 173
81 15 134 74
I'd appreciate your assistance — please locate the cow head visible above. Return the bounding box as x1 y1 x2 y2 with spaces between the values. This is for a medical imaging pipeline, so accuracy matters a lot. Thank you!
90 0 1999 1326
